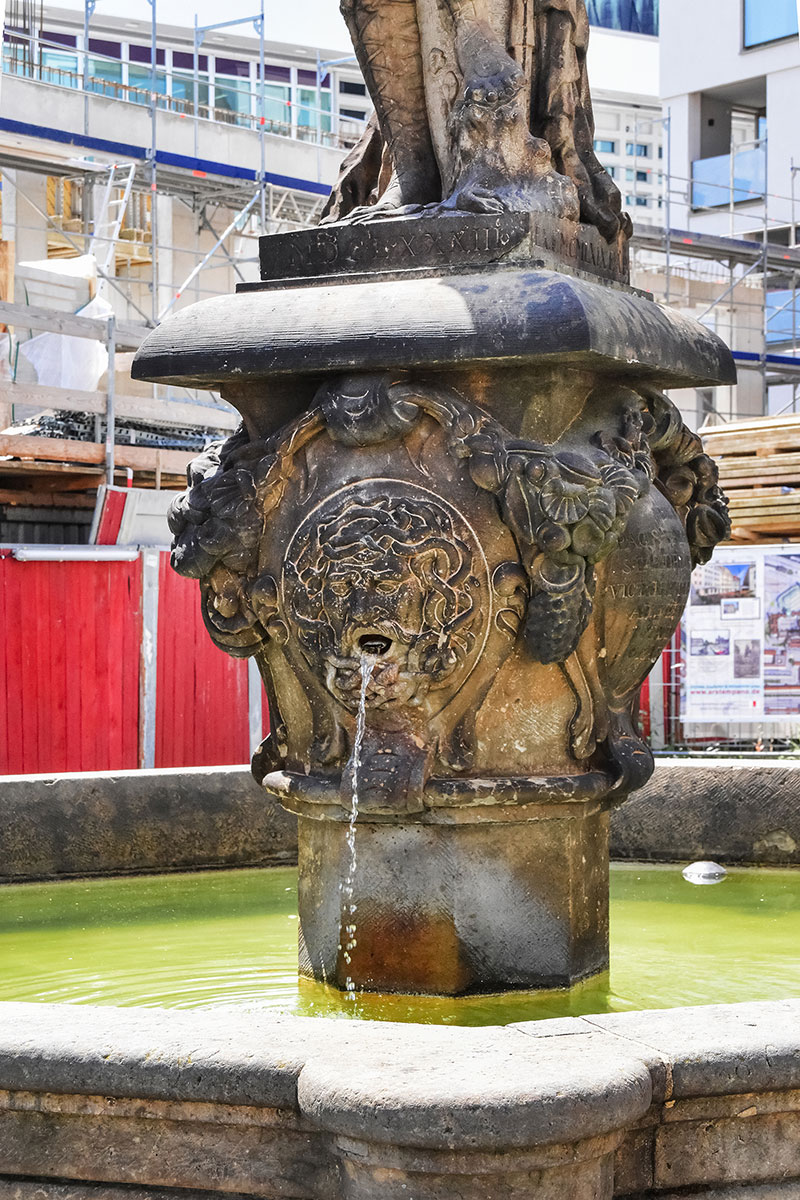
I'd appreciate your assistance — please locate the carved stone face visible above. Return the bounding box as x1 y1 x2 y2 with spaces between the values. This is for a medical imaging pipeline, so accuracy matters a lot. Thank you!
282 483 489 715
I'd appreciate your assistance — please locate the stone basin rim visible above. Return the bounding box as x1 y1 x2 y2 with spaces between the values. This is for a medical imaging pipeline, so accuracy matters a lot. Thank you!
2 998 800 1157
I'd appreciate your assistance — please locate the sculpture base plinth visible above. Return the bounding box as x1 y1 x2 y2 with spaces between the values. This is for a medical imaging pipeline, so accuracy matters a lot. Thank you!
296 806 609 996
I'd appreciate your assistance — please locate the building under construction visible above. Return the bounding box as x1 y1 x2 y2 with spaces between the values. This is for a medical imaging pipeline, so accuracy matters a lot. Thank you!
0 0 798 544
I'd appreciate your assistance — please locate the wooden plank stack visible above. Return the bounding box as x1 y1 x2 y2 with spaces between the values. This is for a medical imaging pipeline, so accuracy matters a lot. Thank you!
702 415 800 542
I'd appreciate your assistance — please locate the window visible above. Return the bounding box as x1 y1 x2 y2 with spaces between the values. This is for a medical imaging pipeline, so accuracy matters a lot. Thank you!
605 165 616 178
594 138 616 154
88 39 120 59
173 51 207 71
261 64 291 83
41 30 76 48
214 58 252 122
172 56 209 114
86 43 122 95
129 44 166 66
697 389 714 424
128 44 166 99
743 0 798 48
340 107 366 121
41 49 78 83
255 64 292 126
585 0 658 36
297 87 332 136
626 195 649 206
340 79 366 96
298 68 329 87
40 34 78 85
626 142 650 157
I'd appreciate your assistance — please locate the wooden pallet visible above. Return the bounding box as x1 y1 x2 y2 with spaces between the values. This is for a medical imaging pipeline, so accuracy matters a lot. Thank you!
702 416 800 541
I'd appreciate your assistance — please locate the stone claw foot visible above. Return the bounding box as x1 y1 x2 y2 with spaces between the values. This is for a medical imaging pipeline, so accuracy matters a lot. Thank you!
445 184 507 215
463 63 524 111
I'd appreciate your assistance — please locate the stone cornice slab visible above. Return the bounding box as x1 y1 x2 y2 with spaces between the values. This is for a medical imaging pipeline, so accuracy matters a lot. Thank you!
131 269 736 392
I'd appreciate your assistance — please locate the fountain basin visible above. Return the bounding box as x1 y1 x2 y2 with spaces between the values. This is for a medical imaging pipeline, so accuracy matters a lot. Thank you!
2 866 798 1195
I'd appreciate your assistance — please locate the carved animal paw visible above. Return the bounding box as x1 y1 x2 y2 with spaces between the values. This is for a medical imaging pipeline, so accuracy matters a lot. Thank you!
447 184 507 215
453 14 524 112
463 64 523 112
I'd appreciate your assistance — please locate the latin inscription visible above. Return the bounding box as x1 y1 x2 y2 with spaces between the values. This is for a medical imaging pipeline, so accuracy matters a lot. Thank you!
258 213 627 285
606 528 687 603
604 526 688 679
260 215 528 280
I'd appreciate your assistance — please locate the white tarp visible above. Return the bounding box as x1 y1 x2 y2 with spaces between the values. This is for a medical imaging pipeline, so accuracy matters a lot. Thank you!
18 294 111 391
16 255 111 391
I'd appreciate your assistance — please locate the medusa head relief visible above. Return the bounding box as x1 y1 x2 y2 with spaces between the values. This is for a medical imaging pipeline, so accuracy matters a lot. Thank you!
281 481 504 720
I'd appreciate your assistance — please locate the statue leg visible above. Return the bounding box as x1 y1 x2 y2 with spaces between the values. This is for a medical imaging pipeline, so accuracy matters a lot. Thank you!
339 0 441 209
533 4 626 241
432 0 579 221
440 0 522 100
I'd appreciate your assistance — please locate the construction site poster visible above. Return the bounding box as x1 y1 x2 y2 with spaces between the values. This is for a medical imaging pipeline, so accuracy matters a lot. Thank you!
685 544 800 722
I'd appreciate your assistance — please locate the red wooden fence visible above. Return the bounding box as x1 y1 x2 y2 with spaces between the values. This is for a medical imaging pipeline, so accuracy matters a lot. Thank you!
0 548 258 775
155 556 250 768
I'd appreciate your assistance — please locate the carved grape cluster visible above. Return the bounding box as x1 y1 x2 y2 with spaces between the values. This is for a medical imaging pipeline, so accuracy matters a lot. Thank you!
456 425 645 663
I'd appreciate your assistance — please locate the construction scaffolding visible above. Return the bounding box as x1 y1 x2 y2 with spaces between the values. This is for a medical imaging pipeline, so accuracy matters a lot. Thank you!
1 3 799 444
627 111 800 424
0 6 354 324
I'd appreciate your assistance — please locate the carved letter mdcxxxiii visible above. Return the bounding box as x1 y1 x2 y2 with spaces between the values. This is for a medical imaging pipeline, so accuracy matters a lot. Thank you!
169 374 728 812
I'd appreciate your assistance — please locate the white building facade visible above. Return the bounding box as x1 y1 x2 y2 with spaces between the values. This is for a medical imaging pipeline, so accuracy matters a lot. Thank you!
661 0 799 240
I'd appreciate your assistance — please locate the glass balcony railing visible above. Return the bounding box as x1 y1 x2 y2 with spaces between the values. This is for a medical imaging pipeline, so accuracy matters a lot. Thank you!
691 146 766 209
766 290 800 346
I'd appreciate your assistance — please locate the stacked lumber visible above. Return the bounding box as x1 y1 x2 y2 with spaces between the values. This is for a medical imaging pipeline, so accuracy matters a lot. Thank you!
702 415 800 541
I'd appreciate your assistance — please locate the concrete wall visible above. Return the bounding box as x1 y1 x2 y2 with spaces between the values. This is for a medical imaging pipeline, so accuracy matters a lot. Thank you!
0 765 297 882
3 75 344 192
611 757 800 866
0 998 797 1197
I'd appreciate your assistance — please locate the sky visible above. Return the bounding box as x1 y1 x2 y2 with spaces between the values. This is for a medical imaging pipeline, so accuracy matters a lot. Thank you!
57 0 353 53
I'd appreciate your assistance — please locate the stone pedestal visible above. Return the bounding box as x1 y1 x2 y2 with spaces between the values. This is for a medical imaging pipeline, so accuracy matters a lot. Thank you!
296 806 609 994
133 214 734 996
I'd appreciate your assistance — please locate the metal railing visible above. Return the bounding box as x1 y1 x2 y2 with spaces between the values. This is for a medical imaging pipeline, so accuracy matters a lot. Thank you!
1 45 365 151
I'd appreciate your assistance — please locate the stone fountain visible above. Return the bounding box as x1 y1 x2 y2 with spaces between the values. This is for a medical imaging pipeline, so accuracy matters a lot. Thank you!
132 0 733 997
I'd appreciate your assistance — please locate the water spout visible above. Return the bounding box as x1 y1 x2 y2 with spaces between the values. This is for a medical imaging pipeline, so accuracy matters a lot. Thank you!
340 654 374 997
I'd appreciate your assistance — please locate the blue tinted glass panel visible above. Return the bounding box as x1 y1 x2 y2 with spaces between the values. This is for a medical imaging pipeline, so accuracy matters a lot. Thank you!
691 146 766 208
744 0 798 47
586 0 658 35
766 290 800 345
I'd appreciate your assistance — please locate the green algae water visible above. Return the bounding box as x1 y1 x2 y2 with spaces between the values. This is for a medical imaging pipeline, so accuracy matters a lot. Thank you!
1 864 798 1025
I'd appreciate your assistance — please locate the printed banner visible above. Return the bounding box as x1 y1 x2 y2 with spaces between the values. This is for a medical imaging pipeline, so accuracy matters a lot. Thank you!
684 545 800 723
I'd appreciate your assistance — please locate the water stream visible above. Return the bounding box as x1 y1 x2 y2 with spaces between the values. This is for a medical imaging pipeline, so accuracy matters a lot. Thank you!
340 654 374 998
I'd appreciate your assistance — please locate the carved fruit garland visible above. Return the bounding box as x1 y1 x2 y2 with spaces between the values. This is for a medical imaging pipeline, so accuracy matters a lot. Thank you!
167 374 728 672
